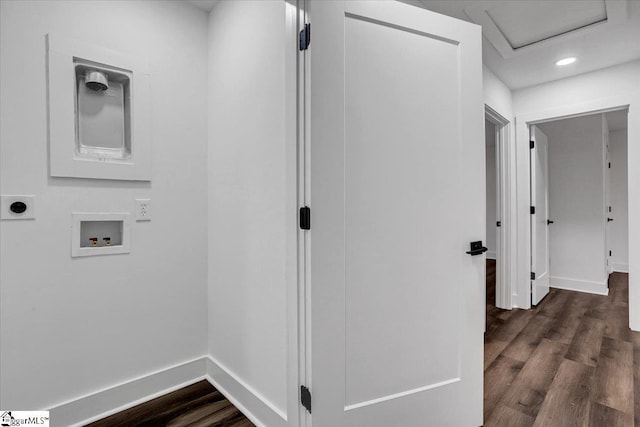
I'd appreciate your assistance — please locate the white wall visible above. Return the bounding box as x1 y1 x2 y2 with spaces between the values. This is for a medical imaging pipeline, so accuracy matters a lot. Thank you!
207 1 295 425
539 115 608 293
0 0 209 413
483 65 513 120
513 60 640 329
610 128 629 272
485 120 497 258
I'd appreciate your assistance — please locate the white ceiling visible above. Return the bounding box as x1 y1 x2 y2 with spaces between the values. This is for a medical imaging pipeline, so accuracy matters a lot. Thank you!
186 0 219 12
408 0 640 89
190 0 640 90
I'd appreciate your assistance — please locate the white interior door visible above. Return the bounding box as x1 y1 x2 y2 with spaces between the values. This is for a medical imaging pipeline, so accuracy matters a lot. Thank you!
604 119 613 274
307 2 484 425
530 125 550 305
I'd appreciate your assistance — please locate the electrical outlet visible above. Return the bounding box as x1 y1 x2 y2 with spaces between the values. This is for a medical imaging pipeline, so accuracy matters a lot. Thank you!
1 195 36 220
135 199 151 221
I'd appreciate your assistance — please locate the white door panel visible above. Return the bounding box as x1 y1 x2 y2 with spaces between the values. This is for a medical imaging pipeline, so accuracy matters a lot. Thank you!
531 125 550 305
308 1 484 425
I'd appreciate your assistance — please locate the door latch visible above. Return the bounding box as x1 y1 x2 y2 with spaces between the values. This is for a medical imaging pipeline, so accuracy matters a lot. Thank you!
466 241 488 256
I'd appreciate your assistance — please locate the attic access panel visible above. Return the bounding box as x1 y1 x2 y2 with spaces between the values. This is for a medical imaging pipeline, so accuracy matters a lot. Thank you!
486 0 606 49
465 0 629 58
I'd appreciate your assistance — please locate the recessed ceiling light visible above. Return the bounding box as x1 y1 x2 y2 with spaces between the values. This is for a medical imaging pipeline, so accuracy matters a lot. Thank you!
555 57 576 66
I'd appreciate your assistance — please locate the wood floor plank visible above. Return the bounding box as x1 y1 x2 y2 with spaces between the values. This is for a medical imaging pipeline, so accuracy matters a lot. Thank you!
487 309 535 343
565 316 606 367
535 290 570 320
593 337 634 415
165 399 232 427
499 339 568 419
485 336 509 370
588 402 633 427
603 303 632 342
484 355 526 421
484 404 535 427
532 359 595 427
501 315 555 363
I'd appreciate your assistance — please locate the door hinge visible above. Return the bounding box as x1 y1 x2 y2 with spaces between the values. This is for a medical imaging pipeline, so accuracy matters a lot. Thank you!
497 221 501 227
609 250 612 256
609 162 611 169
531 272 536 280
301 385 312 413
530 206 535 215
300 206 311 230
530 140 535 149
609 206 612 213
299 23 311 51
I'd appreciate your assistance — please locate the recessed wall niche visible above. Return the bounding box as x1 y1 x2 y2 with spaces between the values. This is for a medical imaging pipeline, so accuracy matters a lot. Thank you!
75 60 132 161
47 34 151 181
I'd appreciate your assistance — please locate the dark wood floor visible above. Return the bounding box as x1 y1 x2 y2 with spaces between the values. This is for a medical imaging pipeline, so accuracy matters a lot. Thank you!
485 259 639 427
88 262 638 426
86 380 253 427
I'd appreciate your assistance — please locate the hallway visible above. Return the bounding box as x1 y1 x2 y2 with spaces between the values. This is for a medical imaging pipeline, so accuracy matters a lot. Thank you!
485 262 638 426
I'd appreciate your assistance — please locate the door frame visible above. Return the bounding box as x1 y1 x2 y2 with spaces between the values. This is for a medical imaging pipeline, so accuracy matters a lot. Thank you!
514 96 634 316
485 105 512 310
295 1 310 427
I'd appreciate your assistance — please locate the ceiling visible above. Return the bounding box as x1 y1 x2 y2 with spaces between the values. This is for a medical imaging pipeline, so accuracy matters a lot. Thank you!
189 0 640 90
409 0 640 89
187 0 218 12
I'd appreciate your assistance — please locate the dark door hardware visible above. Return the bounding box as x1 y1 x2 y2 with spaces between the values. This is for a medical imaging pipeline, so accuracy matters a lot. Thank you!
300 207 311 230
531 272 536 280
299 23 311 51
301 385 311 413
547 220 554 225
530 206 535 215
607 217 614 222
496 221 501 227
466 241 488 256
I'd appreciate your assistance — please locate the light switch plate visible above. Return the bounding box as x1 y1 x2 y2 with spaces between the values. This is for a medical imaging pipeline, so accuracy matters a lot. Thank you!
1 195 36 220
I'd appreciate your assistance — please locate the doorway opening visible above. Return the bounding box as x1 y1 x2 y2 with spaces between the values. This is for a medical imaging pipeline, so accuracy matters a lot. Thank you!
529 108 629 300
485 106 511 311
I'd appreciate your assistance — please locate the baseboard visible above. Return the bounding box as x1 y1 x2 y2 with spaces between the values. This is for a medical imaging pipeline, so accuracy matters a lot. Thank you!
486 251 496 260
48 357 208 427
612 262 629 273
205 356 287 427
46 355 288 427
550 276 609 296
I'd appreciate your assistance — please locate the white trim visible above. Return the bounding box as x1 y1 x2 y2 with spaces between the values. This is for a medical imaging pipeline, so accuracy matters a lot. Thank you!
205 356 288 427
550 276 609 296
48 357 208 427
46 355 289 427
612 263 629 273
485 105 512 310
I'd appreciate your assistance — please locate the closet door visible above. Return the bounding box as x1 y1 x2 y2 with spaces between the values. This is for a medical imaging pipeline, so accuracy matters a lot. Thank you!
530 125 550 305
306 2 484 425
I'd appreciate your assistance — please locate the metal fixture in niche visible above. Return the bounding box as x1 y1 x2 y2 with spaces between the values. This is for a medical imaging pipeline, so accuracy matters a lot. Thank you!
84 69 108 91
